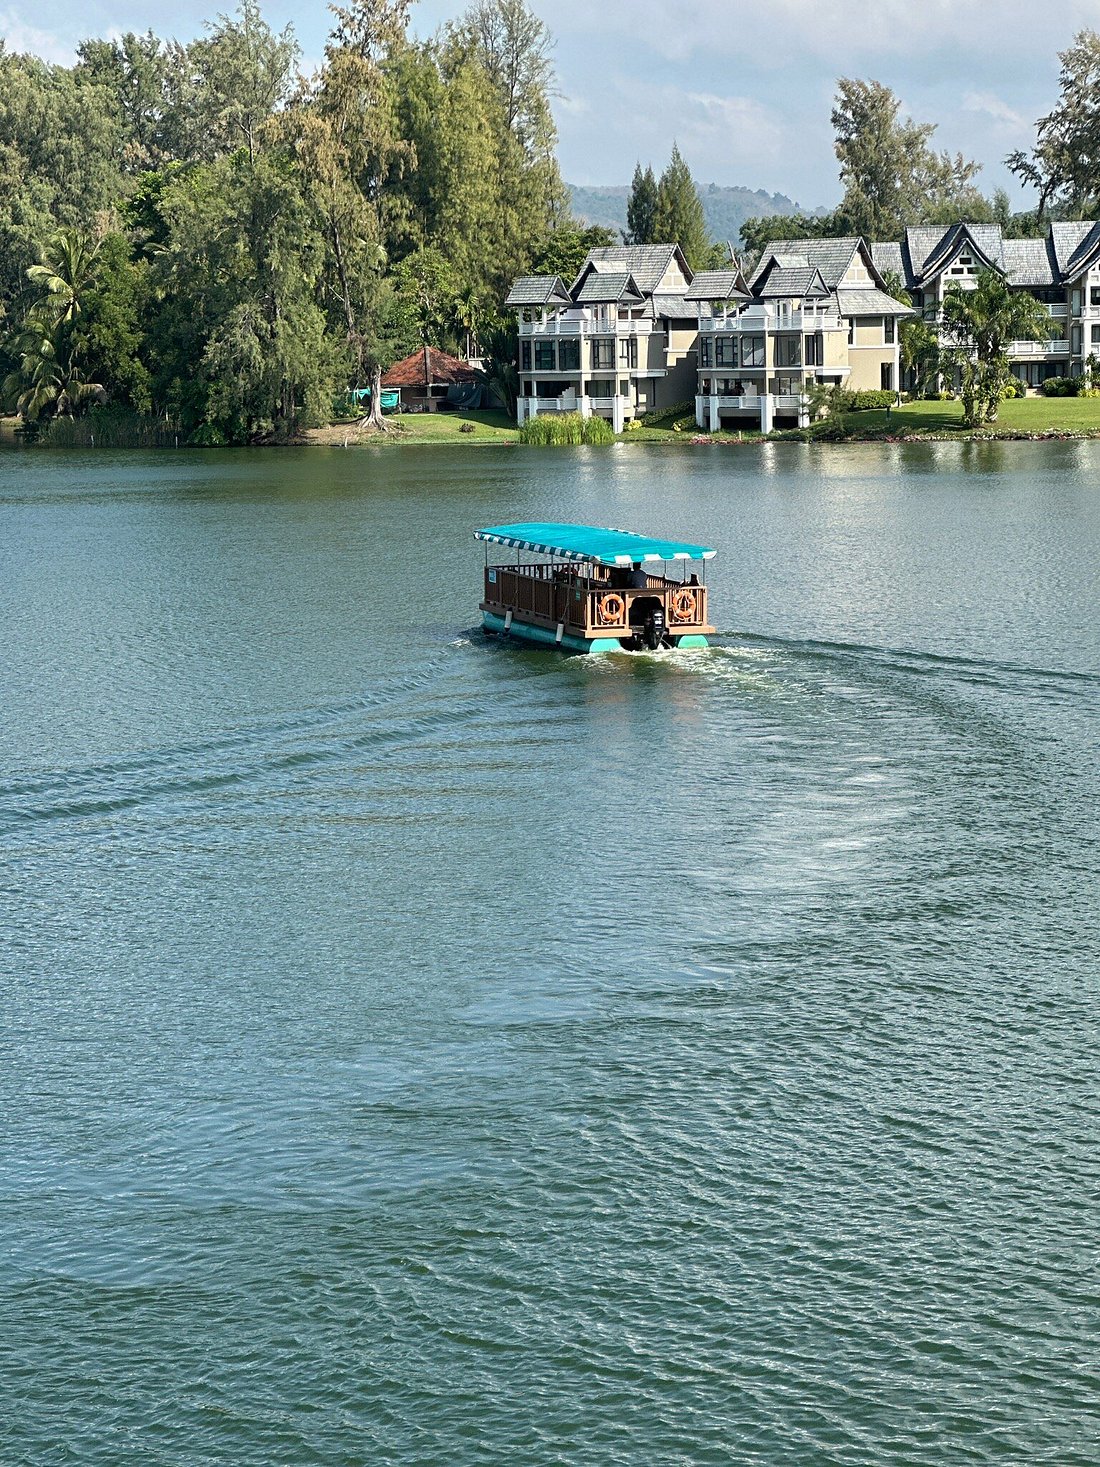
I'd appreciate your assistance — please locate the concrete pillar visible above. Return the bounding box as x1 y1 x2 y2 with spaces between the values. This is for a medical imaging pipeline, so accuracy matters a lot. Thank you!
798 396 810 429
579 394 591 419
515 397 525 425
708 396 720 433
612 396 625 434
695 394 705 429
760 395 774 433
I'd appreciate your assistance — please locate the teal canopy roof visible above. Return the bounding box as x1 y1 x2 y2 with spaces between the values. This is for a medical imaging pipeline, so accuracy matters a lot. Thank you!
474 521 716 566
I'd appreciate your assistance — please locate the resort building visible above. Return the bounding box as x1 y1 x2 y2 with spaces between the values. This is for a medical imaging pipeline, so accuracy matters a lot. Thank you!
691 238 911 432
505 245 699 430
872 221 1100 392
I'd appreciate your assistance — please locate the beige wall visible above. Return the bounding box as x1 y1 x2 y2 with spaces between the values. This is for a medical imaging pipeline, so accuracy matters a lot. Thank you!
847 349 894 391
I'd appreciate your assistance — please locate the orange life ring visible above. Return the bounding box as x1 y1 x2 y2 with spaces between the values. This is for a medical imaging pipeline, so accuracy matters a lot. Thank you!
597 592 625 625
670 587 698 622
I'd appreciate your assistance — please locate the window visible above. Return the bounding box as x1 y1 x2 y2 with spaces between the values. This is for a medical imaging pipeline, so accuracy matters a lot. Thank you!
881 363 894 391
534 341 555 372
588 379 614 397
804 334 821 367
618 336 637 369
885 316 895 344
558 338 580 371
700 337 712 367
1091 324 1100 346
775 335 800 367
847 318 854 344
715 336 737 367
1091 287 1100 307
1072 324 1082 354
741 335 765 367
1072 289 1083 316
520 341 531 372
589 340 614 369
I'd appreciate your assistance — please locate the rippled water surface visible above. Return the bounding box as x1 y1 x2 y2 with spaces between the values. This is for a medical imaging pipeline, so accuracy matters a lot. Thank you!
2 441 1099 1465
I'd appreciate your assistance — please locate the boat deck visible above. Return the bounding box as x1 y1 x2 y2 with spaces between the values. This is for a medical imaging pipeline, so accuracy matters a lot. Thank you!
480 561 714 642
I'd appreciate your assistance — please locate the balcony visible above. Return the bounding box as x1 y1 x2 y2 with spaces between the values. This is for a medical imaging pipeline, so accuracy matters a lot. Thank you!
519 315 655 337
1011 339 1070 357
699 307 844 332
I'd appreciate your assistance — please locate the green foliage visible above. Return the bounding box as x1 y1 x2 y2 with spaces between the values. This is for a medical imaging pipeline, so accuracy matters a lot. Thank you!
528 224 616 284
1008 30 1100 217
941 269 1054 426
518 411 614 444
1040 376 1082 397
477 322 519 415
625 164 659 245
653 145 709 270
832 389 896 411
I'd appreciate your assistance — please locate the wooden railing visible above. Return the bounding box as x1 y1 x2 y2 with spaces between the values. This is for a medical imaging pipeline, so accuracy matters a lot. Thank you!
483 563 709 637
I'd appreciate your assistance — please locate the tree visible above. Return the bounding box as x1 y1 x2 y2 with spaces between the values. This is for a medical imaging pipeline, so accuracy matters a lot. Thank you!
528 223 615 282
625 164 658 245
26 228 102 329
832 79 983 239
3 315 104 421
1008 30 1100 218
190 0 300 164
477 321 518 415
739 211 839 263
653 144 709 268
940 268 1053 426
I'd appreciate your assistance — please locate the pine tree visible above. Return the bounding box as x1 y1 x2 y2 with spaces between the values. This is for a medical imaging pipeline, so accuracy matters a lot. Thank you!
653 145 708 269
625 163 658 245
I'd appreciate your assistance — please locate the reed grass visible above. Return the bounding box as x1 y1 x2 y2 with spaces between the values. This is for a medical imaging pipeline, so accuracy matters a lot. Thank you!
517 412 615 445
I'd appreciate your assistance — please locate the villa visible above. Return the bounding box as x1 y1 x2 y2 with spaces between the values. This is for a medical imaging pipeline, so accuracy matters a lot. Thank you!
691 237 910 431
872 221 1100 392
505 245 698 431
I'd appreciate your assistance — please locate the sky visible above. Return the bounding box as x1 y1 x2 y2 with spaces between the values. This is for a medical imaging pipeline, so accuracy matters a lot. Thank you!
7 0 1100 209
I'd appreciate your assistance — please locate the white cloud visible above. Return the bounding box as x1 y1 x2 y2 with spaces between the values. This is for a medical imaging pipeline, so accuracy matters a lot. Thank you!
0 9 76 62
962 90 1032 135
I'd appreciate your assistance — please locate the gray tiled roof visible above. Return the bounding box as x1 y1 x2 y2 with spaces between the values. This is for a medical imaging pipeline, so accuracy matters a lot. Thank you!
582 244 683 295
684 270 751 301
573 270 644 304
836 287 915 317
1050 221 1096 274
902 226 953 279
758 266 830 297
650 293 696 319
1062 221 1100 275
504 275 571 307
870 241 904 281
750 238 861 289
1001 237 1056 287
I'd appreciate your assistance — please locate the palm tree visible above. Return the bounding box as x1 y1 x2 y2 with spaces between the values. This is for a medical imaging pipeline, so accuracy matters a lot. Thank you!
477 323 519 417
941 269 1054 426
26 229 103 329
3 316 104 422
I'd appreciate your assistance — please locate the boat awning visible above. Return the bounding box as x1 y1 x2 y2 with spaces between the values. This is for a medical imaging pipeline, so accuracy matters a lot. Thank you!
474 521 716 565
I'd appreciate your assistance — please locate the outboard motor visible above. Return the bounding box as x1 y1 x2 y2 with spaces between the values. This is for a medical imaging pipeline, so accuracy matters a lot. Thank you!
642 604 666 650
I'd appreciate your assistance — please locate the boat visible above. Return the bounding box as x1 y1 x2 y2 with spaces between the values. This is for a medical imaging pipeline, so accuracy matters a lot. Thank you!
475 521 716 653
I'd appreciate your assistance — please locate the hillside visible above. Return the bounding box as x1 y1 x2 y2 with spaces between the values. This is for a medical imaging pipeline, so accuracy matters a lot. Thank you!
568 182 808 244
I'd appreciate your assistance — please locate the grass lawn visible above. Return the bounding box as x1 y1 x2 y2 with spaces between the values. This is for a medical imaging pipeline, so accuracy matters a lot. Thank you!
840 396 1100 435
305 408 518 445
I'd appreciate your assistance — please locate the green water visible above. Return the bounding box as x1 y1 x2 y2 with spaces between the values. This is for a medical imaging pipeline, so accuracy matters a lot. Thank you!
2 442 1098 1464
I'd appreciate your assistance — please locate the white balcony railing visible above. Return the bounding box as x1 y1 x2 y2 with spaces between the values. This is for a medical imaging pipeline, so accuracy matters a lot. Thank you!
716 394 763 410
519 315 654 337
699 309 844 333
1011 339 1070 357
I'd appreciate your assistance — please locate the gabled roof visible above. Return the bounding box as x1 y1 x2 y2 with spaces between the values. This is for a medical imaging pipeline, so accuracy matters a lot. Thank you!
919 222 1003 281
758 265 830 299
685 268 752 302
1001 237 1057 288
1060 220 1100 277
1050 221 1096 276
576 243 691 295
750 237 862 290
573 267 645 305
504 275 572 307
650 292 696 319
835 287 915 317
870 241 904 281
382 346 478 389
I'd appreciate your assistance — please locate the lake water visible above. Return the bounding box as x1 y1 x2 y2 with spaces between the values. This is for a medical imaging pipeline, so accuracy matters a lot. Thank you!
2 442 1098 1465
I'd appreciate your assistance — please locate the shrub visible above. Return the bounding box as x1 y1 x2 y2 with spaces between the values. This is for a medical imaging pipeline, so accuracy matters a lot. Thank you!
458 421 476 433
831 388 896 412
1041 376 1081 397
518 411 615 445
1003 378 1025 399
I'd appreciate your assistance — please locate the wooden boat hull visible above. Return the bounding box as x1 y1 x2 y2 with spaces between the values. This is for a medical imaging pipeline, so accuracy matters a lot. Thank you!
482 610 709 653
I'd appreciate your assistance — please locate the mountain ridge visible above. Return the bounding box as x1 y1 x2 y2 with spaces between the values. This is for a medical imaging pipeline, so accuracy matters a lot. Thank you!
568 183 812 245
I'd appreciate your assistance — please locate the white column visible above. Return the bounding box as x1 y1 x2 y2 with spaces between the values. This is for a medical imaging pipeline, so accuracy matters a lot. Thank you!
708 396 720 433
760 395 774 433
579 393 591 419
516 397 526 425
695 394 705 429
612 396 625 434
798 395 810 429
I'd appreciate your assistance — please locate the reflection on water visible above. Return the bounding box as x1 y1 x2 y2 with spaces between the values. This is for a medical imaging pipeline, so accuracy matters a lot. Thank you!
1 442 1098 1465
